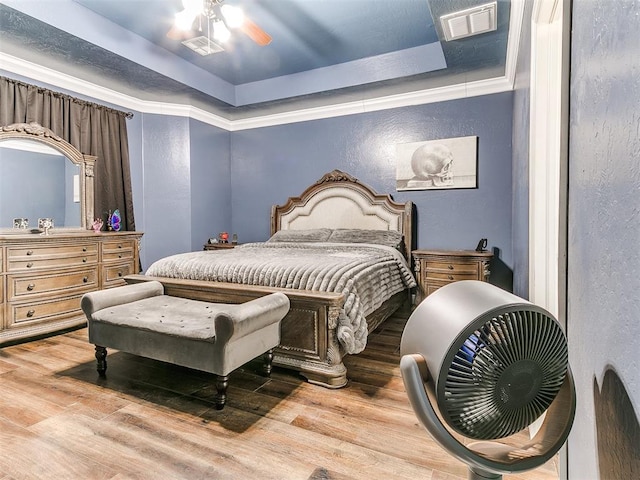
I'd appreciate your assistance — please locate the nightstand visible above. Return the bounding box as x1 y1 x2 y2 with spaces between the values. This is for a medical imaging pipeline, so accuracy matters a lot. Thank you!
412 249 493 304
203 243 238 251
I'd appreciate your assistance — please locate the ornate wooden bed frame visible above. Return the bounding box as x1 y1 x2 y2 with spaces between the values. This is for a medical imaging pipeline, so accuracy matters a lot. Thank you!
127 170 414 388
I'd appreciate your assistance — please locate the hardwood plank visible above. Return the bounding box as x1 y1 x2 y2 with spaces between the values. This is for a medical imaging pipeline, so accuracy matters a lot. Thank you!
0 416 116 479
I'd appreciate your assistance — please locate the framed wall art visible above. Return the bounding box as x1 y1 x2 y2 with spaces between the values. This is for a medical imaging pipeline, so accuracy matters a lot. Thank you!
396 135 478 191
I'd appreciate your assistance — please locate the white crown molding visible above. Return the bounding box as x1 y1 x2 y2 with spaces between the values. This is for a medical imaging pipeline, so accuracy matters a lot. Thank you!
2 49 514 132
0 52 233 130
231 75 513 131
504 0 525 88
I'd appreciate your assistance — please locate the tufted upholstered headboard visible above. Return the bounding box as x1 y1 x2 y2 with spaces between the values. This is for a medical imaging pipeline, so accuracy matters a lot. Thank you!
270 170 414 259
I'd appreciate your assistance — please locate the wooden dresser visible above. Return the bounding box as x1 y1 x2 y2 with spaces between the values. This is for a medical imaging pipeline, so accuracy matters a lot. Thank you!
0 231 142 346
412 249 493 304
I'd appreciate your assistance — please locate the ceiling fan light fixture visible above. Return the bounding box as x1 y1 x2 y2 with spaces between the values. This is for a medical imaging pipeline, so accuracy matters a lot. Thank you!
220 4 244 28
213 20 231 43
174 9 197 31
182 0 203 15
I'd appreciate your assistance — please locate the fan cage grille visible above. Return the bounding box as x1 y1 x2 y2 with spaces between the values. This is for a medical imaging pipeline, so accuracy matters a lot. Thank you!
442 309 568 440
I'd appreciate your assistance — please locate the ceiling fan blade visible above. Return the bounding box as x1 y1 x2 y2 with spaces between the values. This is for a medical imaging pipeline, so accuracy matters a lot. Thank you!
240 17 272 46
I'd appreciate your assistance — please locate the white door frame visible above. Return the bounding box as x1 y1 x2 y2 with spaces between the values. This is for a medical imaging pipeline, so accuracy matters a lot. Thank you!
529 0 570 326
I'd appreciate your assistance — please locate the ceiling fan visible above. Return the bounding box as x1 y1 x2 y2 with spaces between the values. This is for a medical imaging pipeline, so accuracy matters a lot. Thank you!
167 0 271 48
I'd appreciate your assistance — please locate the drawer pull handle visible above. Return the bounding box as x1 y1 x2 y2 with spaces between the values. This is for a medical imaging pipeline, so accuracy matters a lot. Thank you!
26 250 33 256
83 276 88 283
118 245 122 249
26 283 35 291
82 247 87 252
118 254 122 258
448 275 454 280
26 262 33 268
27 310 35 317
118 271 123 277
82 257 87 263
448 265 454 270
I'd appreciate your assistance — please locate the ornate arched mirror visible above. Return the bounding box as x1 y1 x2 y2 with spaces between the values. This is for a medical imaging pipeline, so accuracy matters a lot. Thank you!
0 122 96 232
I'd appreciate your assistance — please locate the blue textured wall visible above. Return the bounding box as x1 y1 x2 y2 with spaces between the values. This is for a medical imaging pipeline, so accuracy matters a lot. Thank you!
568 0 640 477
189 118 231 252
134 116 230 268
141 114 192 267
231 93 514 278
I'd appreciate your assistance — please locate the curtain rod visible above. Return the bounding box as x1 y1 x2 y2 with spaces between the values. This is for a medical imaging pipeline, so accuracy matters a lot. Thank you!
1 75 134 119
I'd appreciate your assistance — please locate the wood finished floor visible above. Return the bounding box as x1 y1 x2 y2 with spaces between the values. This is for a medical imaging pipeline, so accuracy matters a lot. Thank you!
0 306 559 480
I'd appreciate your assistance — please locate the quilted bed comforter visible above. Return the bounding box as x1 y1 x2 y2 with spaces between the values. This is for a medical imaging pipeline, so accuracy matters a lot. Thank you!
145 242 416 354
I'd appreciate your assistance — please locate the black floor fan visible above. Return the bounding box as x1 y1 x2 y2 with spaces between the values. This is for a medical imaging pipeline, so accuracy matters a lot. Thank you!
400 280 576 480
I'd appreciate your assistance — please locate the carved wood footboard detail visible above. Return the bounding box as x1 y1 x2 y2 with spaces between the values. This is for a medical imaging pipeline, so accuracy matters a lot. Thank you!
274 301 348 388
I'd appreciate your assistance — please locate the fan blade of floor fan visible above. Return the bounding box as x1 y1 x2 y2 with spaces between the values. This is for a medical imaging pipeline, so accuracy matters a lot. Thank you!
241 17 272 46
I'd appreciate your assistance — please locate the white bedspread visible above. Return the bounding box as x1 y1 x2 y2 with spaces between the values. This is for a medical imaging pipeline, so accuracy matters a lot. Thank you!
146 242 416 354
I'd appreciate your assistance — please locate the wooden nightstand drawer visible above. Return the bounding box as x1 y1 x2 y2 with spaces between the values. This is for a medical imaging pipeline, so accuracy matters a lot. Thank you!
425 271 479 282
425 261 479 275
412 249 493 304
8 268 98 300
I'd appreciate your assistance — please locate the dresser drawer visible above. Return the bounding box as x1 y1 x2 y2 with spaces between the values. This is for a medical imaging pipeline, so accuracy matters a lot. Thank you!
103 262 134 287
9 294 84 326
8 268 98 301
9 254 98 272
102 239 136 261
8 243 97 259
8 243 98 272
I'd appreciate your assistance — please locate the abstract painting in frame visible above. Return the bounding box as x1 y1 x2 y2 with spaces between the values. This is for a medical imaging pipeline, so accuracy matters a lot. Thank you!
396 135 478 191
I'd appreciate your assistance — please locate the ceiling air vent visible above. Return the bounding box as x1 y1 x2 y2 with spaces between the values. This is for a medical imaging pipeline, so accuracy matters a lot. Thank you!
181 36 224 56
439 1 497 41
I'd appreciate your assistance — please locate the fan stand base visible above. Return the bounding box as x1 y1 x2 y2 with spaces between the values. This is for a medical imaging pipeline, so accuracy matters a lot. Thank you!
468 467 501 480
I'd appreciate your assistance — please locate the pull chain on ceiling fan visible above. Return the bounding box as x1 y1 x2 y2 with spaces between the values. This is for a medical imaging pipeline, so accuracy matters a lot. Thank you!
167 0 271 47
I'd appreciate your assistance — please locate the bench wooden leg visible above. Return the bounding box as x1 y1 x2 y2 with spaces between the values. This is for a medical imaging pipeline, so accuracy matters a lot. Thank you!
263 348 274 377
215 375 229 410
95 345 107 377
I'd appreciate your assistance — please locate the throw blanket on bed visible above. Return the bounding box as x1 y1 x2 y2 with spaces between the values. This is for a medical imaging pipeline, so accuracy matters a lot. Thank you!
146 242 416 354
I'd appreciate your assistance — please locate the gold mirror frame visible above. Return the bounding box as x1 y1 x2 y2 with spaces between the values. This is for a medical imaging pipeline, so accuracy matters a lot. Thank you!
0 122 96 230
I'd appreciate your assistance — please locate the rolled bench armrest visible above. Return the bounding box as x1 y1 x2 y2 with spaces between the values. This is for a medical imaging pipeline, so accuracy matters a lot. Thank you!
214 292 290 342
82 280 164 318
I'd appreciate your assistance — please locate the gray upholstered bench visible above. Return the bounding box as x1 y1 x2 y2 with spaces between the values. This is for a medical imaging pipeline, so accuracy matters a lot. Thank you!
80 281 290 410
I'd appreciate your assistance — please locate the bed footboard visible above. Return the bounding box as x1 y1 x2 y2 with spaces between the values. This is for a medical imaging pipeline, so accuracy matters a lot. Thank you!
124 274 349 388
